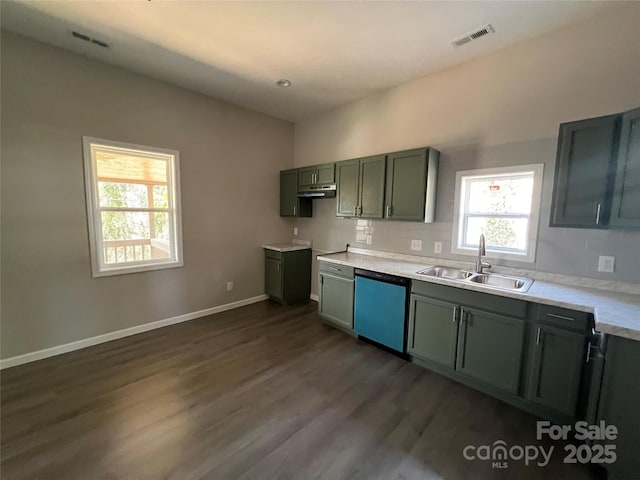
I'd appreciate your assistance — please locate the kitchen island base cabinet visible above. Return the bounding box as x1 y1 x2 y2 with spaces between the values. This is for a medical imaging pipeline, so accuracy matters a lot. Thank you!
318 262 355 332
264 249 311 305
525 324 586 417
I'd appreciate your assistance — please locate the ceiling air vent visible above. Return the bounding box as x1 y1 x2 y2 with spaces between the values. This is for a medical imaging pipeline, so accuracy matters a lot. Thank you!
451 24 495 48
71 31 109 48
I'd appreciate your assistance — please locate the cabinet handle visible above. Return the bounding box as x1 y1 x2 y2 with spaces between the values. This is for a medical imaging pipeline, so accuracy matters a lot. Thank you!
357 205 362 216
329 266 340 271
293 205 296 215
595 203 601 225
586 342 592 363
452 306 458 323
535 327 542 346
546 313 575 322
386 205 391 217
313 173 317 184
277 262 280 272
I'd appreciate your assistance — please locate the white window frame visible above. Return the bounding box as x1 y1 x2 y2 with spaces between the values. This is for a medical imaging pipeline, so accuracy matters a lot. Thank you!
82 137 184 277
451 164 544 263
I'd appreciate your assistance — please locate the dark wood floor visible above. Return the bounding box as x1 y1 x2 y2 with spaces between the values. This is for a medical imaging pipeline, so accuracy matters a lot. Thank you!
1 301 598 479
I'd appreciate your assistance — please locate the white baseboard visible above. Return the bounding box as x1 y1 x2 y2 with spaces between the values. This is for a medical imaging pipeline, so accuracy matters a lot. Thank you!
310 293 319 302
0 294 269 370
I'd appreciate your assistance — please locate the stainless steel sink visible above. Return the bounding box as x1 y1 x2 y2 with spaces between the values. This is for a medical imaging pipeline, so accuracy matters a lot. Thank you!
466 273 533 292
417 266 533 292
417 266 474 280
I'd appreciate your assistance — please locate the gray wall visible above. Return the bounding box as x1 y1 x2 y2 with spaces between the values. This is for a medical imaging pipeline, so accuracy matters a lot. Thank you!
1 32 293 359
292 5 640 292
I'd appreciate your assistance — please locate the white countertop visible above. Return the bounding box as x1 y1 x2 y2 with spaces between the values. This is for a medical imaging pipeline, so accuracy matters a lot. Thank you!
263 242 311 252
317 250 640 341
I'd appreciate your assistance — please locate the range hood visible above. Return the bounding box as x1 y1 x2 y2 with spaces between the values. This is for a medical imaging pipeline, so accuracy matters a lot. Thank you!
297 184 336 198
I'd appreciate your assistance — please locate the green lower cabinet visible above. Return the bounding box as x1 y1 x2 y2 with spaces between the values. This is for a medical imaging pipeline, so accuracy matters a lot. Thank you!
526 324 586 417
456 307 525 394
264 249 311 304
408 295 458 368
265 256 283 300
318 272 354 330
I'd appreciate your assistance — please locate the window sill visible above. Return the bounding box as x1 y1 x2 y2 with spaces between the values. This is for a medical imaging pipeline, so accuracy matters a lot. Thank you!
92 260 184 278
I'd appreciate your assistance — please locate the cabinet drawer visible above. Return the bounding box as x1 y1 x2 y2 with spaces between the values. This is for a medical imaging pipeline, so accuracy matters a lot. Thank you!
318 261 354 278
536 304 591 332
265 249 283 260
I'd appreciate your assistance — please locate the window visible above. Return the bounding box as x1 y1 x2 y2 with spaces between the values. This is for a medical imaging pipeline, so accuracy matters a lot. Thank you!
83 137 183 277
451 164 543 263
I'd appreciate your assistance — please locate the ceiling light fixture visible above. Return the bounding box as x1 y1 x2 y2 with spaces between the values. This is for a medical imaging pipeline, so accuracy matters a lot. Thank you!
276 79 292 88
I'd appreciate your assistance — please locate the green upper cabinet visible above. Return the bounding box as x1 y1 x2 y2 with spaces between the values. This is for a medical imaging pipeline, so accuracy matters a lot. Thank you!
550 114 620 228
610 108 640 228
456 307 525 394
280 169 312 217
384 148 439 222
298 163 335 188
336 159 360 217
526 324 586 417
336 155 385 218
359 155 386 219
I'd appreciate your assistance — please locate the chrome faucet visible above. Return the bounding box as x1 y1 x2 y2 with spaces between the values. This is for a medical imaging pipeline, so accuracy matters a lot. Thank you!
475 233 492 274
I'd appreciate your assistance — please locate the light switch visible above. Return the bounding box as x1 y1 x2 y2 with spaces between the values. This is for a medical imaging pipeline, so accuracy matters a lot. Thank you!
434 242 442 254
597 256 615 273
411 240 422 251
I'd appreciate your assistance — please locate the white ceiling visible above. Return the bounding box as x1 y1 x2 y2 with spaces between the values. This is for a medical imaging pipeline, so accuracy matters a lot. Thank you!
1 1 619 121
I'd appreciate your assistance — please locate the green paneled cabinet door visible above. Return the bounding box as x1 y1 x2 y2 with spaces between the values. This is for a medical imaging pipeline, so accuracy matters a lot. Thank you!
280 169 312 217
358 155 386 219
297 166 316 188
265 257 283 300
610 108 640 227
550 114 620 227
318 273 354 330
385 148 427 221
316 163 335 185
526 324 586 416
408 295 458 369
456 307 525 394
336 159 360 217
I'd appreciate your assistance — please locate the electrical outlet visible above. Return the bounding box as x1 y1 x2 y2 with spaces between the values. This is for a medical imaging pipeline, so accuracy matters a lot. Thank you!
366 234 372 245
597 256 615 273
411 240 422 251
227 281 234 291
293 227 298 236
434 241 442 254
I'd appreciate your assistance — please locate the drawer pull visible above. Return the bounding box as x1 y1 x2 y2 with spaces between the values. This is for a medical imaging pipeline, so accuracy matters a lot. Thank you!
329 266 341 271
535 327 542 345
547 313 575 322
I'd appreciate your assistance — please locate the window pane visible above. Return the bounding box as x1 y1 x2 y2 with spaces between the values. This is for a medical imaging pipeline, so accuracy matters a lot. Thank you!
465 217 529 252
153 185 169 208
98 182 149 208
101 211 150 241
467 175 533 214
153 212 170 241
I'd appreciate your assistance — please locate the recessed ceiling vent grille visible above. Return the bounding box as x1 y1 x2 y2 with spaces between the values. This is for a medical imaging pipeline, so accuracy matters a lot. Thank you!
451 24 495 48
72 31 109 48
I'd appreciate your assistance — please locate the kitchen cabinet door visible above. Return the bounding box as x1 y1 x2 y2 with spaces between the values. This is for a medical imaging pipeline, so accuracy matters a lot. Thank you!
280 169 312 218
610 108 640 228
385 148 427 221
265 257 283 301
408 295 458 369
456 307 525 394
359 155 386 219
526 324 586 417
319 272 354 330
297 166 316 188
316 163 335 185
550 114 620 228
336 159 360 217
